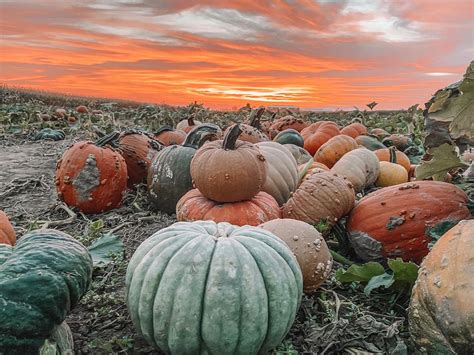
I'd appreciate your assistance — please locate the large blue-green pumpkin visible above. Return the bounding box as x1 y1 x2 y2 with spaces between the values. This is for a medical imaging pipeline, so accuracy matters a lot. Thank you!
0 229 92 352
126 221 303 354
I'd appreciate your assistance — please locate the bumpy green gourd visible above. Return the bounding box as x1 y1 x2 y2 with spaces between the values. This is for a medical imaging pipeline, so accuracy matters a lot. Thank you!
0 229 92 352
126 221 303 354
34 128 65 141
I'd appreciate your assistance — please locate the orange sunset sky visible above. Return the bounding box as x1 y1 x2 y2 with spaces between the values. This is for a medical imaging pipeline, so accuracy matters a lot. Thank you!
1 0 473 110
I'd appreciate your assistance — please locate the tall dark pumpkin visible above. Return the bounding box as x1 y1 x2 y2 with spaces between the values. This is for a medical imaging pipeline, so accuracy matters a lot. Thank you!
147 124 221 214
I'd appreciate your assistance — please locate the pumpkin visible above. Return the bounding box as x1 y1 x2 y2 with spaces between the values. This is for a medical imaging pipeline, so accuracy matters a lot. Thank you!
285 144 312 164
176 116 202 133
177 189 280 226
255 142 299 206
273 129 304 147
0 211 15 246
55 133 128 214
331 148 380 192
126 220 302 354
409 220 474 354
374 147 411 172
269 115 308 134
34 128 65 141
54 108 67 119
117 130 163 187
154 126 186 146
76 105 88 113
282 171 355 226
340 122 367 138
0 229 92 352
190 124 267 203
376 161 408 187
224 108 268 144
314 135 359 168
148 124 221 214
346 181 470 263
370 128 390 140
260 219 333 293
382 134 413 151
301 121 340 155
355 135 386 150
298 159 330 182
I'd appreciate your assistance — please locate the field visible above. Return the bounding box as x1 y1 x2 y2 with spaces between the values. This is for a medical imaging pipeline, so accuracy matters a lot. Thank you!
0 86 468 354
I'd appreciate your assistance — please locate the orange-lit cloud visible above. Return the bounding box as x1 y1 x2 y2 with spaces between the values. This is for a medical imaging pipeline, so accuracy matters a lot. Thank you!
1 0 472 109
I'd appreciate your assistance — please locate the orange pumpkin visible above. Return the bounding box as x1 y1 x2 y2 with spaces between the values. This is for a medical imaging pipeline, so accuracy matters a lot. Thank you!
76 105 88 113
374 147 411 172
269 115 308 134
117 131 163 187
346 181 470 263
314 135 358 168
176 189 280 226
155 126 186 146
0 210 16 246
301 121 340 155
190 124 267 203
370 128 390 140
375 161 409 187
340 123 367 138
176 117 202 133
55 133 128 214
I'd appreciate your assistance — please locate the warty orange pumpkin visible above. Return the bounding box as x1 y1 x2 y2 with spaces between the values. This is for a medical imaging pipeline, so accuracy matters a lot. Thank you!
269 115 308 134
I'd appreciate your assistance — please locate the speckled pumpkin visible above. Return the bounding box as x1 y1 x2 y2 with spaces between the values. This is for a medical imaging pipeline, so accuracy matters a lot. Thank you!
255 142 299 206
55 133 128 214
190 124 267 203
117 130 163 187
260 219 333 293
0 211 16 246
282 171 355 226
409 220 474 354
154 126 186 146
301 121 340 155
346 181 470 263
148 124 221 214
126 220 302 354
176 189 280 226
376 161 408 187
314 135 359 168
331 148 380 192
340 123 367 138
269 115 308 134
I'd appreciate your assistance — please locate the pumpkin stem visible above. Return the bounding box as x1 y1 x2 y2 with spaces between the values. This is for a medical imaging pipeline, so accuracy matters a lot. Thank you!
298 158 314 182
248 107 265 129
96 131 120 148
223 124 242 150
155 125 173 135
388 146 398 163
187 116 195 126
183 123 220 149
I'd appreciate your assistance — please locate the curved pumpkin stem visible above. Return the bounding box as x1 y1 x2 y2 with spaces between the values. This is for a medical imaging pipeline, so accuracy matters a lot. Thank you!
96 131 120 148
388 146 398 164
298 157 314 182
248 107 265 129
155 125 174 135
223 124 242 150
183 123 220 149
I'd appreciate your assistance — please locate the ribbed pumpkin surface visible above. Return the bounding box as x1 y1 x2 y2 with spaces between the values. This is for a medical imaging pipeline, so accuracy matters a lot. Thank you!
355 135 386 150
256 142 299 205
340 122 367 138
0 229 92 351
409 220 474 354
282 171 355 226
126 221 303 354
314 135 359 168
346 181 470 263
374 148 411 172
301 121 340 155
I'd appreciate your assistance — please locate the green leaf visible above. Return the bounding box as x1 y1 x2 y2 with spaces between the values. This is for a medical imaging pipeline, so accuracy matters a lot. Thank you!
388 258 419 284
88 233 124 267
415 143 467 181
364 273 394 295
335 262 385 283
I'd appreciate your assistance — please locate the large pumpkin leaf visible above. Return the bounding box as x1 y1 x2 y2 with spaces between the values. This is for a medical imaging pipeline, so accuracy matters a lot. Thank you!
335 262 385 283
415 143 467 180
88 233 124 267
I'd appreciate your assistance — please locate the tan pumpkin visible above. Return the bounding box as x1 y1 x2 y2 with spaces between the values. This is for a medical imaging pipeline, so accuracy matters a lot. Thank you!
340 123 367 138
260 219 333 293
282 171 355 226
374 147 411 173
285 144 313 165
409 220 474 354
190 124 267 203
331 148 380 192
176 117 202 133
255 142 299 206
314 135 358 168
224 108 268 144
376 161 408 187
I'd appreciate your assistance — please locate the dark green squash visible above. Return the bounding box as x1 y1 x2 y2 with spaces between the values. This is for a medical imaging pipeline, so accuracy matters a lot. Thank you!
126 220 303 354
147 124 221 214
0 229 92 353
34 128 65 141
355 135 386 151
273 129 304 147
